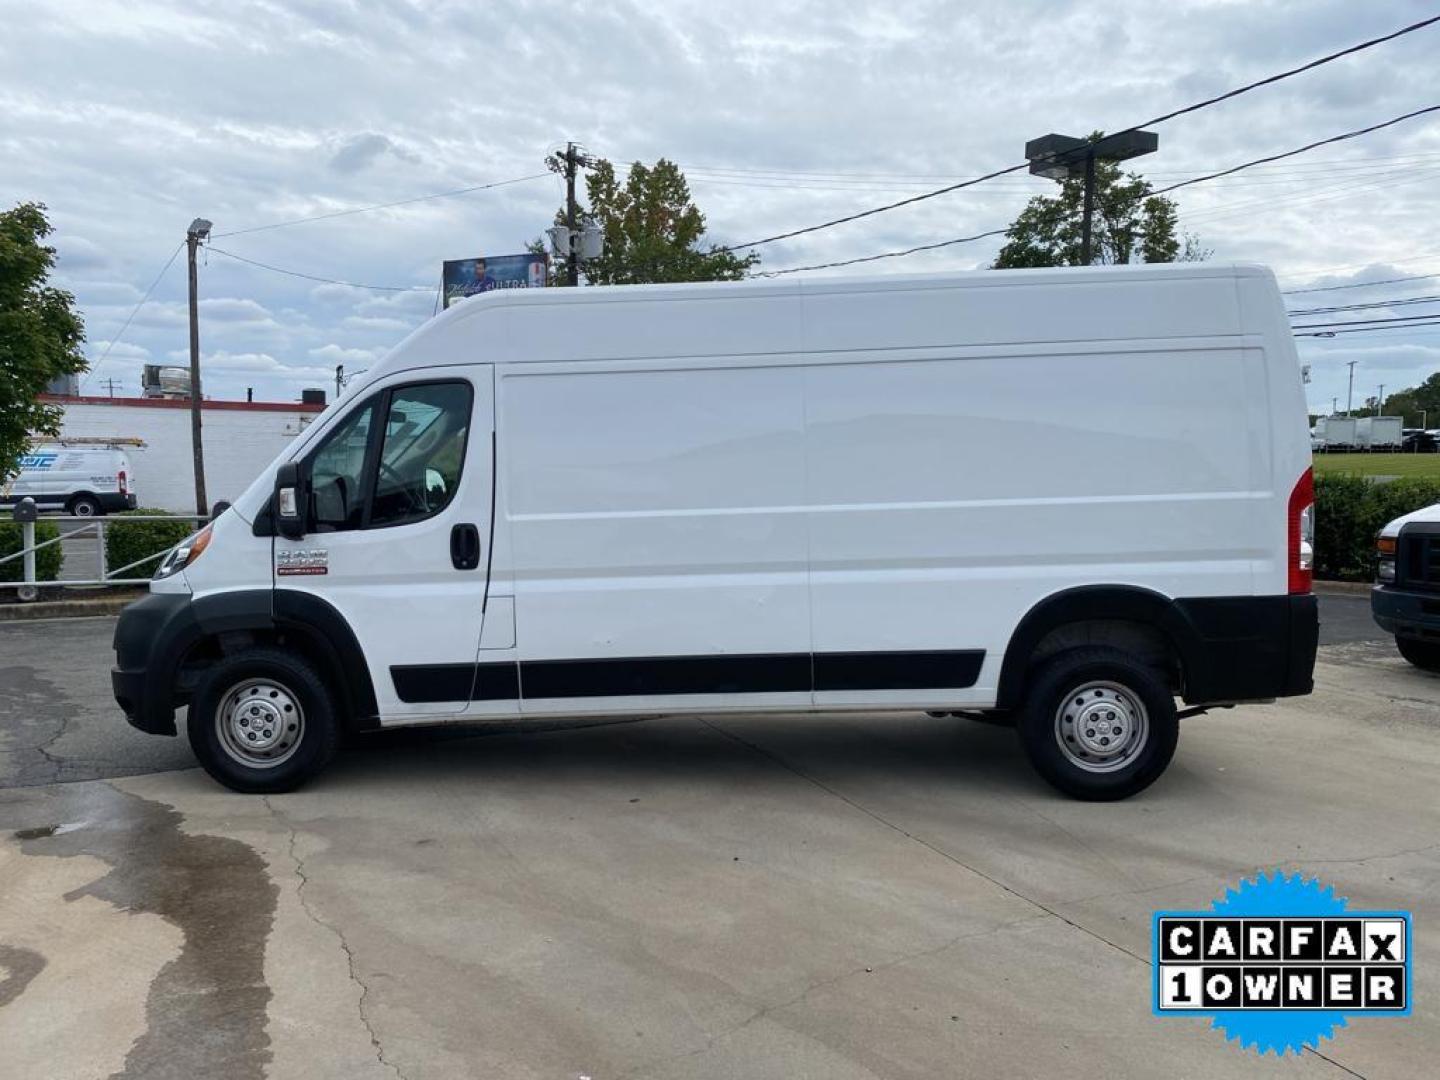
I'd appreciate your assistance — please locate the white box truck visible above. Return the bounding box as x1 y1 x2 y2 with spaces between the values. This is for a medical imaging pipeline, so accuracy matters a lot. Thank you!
1357 416 1403 450
111 263 1318 800
1320 416 1358 450
1 441 137 516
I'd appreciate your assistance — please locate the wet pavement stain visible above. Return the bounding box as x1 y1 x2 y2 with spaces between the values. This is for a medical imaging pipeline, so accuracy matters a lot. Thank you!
6 781 277 1080
0 945 46 1008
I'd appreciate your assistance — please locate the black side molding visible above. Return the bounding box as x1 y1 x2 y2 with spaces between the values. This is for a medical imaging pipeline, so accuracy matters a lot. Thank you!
390 649 985 705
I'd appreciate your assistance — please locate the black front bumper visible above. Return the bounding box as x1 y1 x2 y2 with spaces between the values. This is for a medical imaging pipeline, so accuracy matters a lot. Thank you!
112 591 200 736
1372 584 1440 640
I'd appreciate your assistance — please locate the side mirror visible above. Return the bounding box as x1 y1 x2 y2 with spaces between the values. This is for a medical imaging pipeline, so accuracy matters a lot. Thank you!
275 462 306 540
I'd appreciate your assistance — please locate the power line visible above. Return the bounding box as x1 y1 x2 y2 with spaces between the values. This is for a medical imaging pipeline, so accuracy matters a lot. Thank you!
80 240 185 389
1148 104 1440 197
1282 270 1440 295
1292 313 1440 332
752 229 1010 278
1295 319 1440 337
682 148 1440 183
211 172 550 239
206 246 432 292
1288 293 1440 316
757 104 1440 277
715 12 1440 253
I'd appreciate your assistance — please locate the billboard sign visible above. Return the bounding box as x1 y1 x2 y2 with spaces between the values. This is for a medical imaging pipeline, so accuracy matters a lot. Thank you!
442 253 549 309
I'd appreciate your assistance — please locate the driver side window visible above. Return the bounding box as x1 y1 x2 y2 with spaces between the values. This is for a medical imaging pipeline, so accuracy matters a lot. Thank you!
304 381 472 533
308 400 375 532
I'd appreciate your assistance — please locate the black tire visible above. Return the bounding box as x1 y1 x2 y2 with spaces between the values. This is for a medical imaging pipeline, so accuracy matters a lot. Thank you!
187 648 341 793
1396 636 1440 673
1016 646 1178 801
68 494 101 517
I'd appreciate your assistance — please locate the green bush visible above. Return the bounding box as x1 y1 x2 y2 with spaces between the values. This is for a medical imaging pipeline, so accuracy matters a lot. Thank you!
0 520 62 582
105 508 196 579
1315 474 1440 581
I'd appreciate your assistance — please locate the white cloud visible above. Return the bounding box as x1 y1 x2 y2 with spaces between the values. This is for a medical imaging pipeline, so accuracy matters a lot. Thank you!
198 297 276 323
308 343 378 364
6 0 1437 404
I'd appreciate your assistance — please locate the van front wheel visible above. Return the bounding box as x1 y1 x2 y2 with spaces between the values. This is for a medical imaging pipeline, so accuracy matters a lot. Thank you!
187 649 341 793
1016 647 1178 801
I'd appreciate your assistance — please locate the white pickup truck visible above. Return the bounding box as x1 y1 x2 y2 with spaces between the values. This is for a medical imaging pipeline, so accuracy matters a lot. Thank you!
1372 503 1440 670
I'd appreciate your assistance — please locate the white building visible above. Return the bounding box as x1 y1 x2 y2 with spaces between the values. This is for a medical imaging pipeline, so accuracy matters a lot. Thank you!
41 394 325 513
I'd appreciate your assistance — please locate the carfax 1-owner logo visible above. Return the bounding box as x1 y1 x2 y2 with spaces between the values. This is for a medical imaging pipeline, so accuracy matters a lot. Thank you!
1153 871 1412 1055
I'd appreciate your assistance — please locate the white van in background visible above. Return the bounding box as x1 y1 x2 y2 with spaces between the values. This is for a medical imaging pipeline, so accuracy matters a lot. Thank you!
1 442 137 516
112 263 1318 800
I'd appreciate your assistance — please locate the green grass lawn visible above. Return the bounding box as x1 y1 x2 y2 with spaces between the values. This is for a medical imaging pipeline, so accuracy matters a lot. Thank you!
1313 453 1440 478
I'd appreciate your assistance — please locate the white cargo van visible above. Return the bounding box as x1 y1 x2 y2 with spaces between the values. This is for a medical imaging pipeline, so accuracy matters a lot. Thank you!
1 442 137 516
112 263 1318 799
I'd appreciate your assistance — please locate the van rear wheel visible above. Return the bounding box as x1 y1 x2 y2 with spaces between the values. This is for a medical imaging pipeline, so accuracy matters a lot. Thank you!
187 648 341 793
69 494 101 517
1016 647 1178 801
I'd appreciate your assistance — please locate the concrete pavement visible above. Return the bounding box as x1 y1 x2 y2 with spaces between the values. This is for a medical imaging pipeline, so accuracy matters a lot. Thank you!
1 594 1436 1078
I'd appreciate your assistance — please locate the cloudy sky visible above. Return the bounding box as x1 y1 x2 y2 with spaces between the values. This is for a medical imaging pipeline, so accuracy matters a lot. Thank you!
4 0 1439 415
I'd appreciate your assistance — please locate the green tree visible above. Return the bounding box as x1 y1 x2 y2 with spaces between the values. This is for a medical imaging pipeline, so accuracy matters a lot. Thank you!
1374 374 1440 426
538 158 757 285
1 203 87 483
994 134 1207 269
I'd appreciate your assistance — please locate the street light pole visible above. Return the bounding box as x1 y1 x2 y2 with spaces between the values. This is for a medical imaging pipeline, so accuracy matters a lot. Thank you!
1025 130 1158 267
1080 150 1097 266
1345 360 1357 417
186 218 212 517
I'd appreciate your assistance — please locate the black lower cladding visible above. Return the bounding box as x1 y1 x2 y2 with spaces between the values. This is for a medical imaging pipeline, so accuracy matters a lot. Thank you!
389 649 985 705
111 588 382 736
1171 593 1317 702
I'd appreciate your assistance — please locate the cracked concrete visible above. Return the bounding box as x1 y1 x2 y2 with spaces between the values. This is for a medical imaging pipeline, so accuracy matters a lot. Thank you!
1 601 1437 1077
264 795 406 1080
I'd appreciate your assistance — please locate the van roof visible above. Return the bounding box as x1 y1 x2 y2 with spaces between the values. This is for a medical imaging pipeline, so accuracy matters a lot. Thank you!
361 262 1281 386
440 261 1274 316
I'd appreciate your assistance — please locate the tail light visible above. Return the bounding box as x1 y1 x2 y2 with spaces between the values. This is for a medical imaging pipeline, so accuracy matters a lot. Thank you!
1288 467 1314 594
118 469 128 495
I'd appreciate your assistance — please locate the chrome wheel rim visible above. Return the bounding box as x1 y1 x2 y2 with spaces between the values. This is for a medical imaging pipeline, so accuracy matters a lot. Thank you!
73 502 94 517
216 678 304 769
1054 680 1148 773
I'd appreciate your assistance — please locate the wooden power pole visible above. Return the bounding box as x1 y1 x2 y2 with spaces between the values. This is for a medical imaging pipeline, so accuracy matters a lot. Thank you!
186 218 212 516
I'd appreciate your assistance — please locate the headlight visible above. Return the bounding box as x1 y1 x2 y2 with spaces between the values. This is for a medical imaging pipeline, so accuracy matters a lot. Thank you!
154 524 213 580
1376 535 1397 584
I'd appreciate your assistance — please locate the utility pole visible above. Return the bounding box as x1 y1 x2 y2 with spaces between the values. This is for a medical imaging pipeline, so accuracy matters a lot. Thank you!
563 142 580 286
546 143 599 285
186 218 212 516
1331 397 1338 415
1378 384 1386 416
1345 360 1357 417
